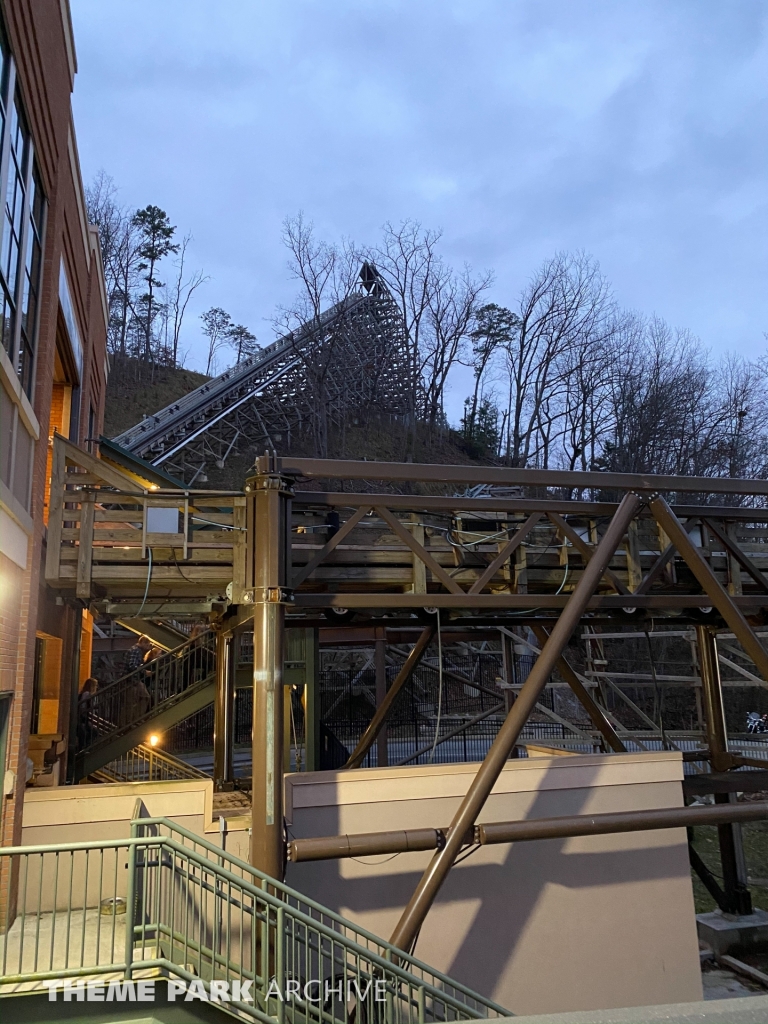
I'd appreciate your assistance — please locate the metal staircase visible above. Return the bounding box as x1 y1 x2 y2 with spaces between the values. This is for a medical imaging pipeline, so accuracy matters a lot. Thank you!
76 631 217 780
111 267 409 483
0 813 509 1020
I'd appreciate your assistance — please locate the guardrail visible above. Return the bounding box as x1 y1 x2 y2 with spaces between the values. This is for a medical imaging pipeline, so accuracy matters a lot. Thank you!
80 631 216 751
94 744 210 783
0 817 508 1021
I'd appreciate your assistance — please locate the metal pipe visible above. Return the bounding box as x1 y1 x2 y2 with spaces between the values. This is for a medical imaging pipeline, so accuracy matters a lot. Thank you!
287 801 768 862
389 491 643 953
344 625 436 769
476 802 768 845
650 495 768 682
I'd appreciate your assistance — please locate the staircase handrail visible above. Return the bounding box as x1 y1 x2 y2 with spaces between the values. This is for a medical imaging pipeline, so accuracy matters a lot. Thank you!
79 629 216 750
131 814 503 1013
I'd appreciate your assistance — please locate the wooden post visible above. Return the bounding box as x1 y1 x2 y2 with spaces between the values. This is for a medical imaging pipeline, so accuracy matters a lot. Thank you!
76 491 96 599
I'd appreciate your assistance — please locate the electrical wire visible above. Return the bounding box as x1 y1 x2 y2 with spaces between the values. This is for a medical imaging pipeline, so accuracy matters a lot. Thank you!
136 548 153 617
428 609 444 764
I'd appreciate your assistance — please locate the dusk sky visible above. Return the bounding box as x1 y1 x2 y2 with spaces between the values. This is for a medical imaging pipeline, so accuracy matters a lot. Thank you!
70 0 768 423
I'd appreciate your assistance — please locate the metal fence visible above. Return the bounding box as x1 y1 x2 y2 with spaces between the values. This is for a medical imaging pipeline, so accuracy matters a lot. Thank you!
0 816 509 1022
94 743 210 783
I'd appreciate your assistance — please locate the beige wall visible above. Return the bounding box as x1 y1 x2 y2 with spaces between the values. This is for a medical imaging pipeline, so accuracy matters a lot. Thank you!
284 751 703 1017
22 778 249 853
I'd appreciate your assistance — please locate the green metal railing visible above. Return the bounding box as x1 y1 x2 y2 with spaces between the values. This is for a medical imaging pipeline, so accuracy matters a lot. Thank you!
79 631 216 751
0 817 509 1021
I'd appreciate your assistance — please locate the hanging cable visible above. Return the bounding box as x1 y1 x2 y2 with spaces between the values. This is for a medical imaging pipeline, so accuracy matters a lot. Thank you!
428 609 444 764
136 548 153 617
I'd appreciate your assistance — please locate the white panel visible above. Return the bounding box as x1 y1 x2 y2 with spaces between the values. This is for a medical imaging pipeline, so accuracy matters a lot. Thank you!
0 506 29 568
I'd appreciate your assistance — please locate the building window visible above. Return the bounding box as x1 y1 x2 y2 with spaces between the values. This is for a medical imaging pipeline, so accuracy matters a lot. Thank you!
0 21 46 397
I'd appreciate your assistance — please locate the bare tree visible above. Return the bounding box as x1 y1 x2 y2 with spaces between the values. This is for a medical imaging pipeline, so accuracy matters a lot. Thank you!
200 307 232 376
275 213 361 457
85 172 142 360
366 220 490 440
162 234 208 367
496 252 615 468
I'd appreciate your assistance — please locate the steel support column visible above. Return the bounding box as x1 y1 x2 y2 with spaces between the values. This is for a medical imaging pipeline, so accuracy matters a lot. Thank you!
213 631 234 790
696 625 752 915
389 491 642 952
247 462 292 879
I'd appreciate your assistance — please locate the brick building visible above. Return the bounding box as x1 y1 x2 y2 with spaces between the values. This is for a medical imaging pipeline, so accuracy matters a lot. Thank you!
0 0 107 856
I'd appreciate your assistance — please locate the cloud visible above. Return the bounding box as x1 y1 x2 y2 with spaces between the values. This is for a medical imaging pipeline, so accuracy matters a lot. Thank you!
71 0 768 421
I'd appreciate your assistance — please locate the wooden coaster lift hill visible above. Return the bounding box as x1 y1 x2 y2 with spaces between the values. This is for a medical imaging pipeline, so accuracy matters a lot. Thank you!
45 435 768 953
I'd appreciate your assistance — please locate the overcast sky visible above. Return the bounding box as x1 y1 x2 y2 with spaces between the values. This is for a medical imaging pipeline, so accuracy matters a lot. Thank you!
70 0 768 423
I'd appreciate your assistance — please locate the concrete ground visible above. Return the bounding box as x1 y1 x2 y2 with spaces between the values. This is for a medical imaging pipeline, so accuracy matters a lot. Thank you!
484 992 768 1023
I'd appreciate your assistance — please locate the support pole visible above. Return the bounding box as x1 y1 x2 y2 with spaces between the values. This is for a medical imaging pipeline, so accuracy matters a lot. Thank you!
696 625 752 916
213 631 234 790
389 491 642 952
375 628 388 768
247 461 292 879
344 624 435 769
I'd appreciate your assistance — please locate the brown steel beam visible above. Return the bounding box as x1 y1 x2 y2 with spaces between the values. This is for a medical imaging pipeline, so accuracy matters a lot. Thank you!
291 504 371 588
703 518 768 593
286 800 768 862
388 491 642 953
374 505 464 595
294 491 768 521
269 455 768 496
468 514 542 594
635 517 701 595
652 496 768 681
343 624 436 769
291 592 768 611
546 512 629 595
530 625 627 753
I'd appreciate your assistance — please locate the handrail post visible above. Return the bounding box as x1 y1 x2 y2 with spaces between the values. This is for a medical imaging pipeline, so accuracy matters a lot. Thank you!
124 839 137 980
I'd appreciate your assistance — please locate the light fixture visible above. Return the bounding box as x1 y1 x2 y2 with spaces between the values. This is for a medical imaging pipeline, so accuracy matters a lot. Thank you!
148 734 160 747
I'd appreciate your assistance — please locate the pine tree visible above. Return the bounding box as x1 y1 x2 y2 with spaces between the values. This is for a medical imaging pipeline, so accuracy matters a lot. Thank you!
132 205 179 362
